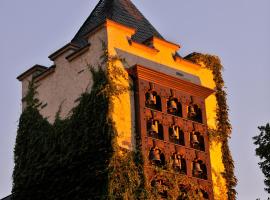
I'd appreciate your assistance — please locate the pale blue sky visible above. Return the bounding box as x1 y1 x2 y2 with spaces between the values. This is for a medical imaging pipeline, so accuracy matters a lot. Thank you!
0 0 269 199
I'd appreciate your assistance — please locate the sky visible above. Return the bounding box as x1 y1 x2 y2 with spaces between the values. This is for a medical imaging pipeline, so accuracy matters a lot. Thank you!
0 0 269 199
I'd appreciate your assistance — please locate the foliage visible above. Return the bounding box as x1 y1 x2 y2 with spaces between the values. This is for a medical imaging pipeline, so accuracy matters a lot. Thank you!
12 41 139 199
253 123 270 193
185 53 237 200
13 45 237 199
13 81 52 200
144 167 206 200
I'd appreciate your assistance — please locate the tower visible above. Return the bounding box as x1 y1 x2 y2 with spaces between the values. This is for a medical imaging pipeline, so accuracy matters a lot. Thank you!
16 0 236 199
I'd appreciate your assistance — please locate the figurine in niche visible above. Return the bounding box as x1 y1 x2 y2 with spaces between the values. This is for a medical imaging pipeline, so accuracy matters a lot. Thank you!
146 90 156 105
190 130 200 148
169 125 184 145
149 145 165 166
149 119 159 136
188 103 196 119
187 96 203 123
193 159 203 176
147 117 164 140
145 83 162 111
172 125 180 140
172 153 182 172
167 90 182 116
190 130 205 151
193 159 207 180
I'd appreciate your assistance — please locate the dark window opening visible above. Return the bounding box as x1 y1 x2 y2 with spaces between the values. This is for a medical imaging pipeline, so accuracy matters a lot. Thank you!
145 90 162 111
149 146 166 167
171 153 187 174
167 97 182 117
187 104 202 123
192 160 207 180
147 119 164 140
190 131 205 151
169 125 184 145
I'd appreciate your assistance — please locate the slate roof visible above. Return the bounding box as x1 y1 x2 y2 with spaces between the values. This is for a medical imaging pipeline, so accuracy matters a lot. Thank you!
71 0 164 47
1 195 11 200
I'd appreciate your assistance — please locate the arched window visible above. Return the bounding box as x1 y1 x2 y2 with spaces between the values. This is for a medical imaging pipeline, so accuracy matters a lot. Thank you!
171 153 186 174
145 90 162 111
167 97 182 117
192 159 207 180
169 125 184 145
147 118 164 140
149 146 166 167
190 131 205 151
187 104 203 123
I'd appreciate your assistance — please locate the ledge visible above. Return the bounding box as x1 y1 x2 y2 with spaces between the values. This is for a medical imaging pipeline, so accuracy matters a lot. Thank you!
17 65 48 81
128 38 159 55
133 65 214 99
49 43 79 61
66 43 90 62
106 19 136 35
173 54 201 70
144 36 180 51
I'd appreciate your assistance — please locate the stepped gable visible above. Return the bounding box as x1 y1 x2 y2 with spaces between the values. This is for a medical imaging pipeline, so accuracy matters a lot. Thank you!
71 0 164 47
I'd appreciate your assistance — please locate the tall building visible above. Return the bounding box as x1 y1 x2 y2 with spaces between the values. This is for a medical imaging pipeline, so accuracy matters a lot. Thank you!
17 0 235 199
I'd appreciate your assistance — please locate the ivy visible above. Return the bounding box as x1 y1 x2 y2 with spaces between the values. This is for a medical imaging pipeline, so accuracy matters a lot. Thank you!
12 43 136 199
185 53 237 200
13 45 236 199
12 81 53 200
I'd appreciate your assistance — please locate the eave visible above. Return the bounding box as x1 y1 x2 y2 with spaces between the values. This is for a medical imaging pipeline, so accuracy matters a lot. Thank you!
132 65 215 99
49 43 80 61
17 65 48 81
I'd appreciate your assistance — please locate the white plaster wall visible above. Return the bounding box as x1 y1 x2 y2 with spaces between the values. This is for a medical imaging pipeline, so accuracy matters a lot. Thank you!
25 28 108 123
21 76 33 109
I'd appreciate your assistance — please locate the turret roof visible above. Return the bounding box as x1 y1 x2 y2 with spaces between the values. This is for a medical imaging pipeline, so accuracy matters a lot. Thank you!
71 0 163 47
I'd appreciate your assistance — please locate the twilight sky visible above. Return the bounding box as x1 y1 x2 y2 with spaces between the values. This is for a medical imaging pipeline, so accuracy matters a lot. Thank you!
0 0 269 199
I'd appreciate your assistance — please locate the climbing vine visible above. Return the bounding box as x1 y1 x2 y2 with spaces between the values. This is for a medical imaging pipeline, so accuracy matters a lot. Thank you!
185 53 237 200
13 81 53 200
13 43 237 200
12 41 141 200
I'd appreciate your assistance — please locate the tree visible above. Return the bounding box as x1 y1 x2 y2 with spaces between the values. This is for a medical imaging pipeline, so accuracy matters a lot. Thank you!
253 123 270 193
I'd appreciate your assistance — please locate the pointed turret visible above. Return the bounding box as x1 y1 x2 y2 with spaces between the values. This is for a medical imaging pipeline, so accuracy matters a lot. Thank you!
71 0 163 47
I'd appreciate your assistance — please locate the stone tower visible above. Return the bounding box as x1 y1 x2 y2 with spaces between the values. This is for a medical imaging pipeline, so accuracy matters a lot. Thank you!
17 0 236 199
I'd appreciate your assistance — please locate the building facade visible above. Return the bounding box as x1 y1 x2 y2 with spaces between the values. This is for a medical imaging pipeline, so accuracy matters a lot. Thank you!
17 0 233 199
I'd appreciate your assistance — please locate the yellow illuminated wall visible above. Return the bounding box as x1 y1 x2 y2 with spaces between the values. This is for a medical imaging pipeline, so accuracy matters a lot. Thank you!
105 20 228 200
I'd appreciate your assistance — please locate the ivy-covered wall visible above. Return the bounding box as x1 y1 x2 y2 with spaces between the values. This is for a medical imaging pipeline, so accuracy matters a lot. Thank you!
14 37 236 199
185 53 237 200
13 67 112 199
13 46 145 200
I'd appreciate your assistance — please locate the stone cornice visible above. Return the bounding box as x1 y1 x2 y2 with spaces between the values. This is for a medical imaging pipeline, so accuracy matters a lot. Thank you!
132 65 214 99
